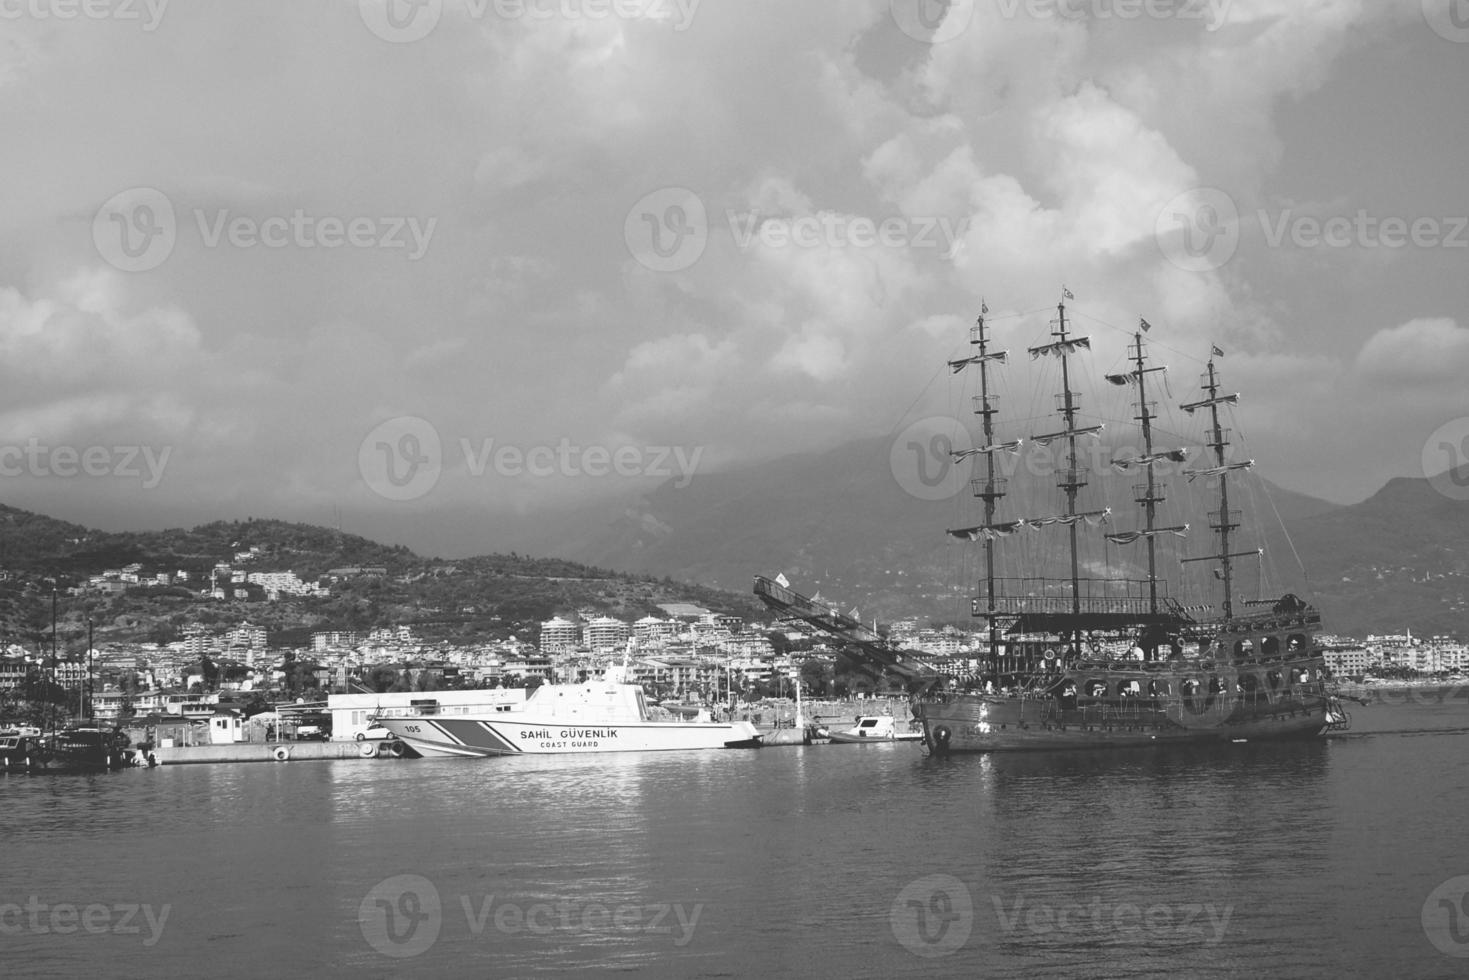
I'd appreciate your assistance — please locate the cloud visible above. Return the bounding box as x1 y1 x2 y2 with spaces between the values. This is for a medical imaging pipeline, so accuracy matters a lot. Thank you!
0 1 1455 547
1355 318 1469 386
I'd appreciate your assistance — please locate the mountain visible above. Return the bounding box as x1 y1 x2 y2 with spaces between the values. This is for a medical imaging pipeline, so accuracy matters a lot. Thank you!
563 437 1469 637
1284 472 1469 636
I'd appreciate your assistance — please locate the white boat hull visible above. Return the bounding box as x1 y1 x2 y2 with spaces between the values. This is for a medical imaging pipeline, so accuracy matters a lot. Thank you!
379 715 764 757
827 731 923 744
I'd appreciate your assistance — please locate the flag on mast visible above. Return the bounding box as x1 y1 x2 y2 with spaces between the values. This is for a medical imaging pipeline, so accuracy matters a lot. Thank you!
1211 344 1225 358
775 572 790 588
1062 287 1074 300
981 299 988 315
1139 317 1152 333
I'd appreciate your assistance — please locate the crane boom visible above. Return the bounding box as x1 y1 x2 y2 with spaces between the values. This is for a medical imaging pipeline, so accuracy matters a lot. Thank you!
752 575 939 684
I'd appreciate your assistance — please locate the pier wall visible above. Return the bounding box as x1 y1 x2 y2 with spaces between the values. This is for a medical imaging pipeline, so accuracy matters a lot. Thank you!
152 740 397 765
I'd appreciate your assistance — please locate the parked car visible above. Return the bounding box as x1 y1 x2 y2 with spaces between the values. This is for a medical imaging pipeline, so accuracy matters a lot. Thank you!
356 725 396 741
296 725 329 741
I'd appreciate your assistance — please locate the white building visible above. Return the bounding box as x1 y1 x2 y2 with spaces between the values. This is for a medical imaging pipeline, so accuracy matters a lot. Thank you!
538 617 578 654
582 617 630 653
633 617 680 643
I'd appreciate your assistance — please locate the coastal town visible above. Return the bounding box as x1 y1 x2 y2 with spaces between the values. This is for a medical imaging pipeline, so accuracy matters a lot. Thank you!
2 550 1464 748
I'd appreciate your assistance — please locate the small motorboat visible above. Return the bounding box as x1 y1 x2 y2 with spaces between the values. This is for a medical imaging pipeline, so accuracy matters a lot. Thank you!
827 715 923 743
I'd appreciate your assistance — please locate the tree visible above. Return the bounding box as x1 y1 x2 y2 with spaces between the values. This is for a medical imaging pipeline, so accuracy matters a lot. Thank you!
366 666 400 693
800 659 833 697
201 655 220 690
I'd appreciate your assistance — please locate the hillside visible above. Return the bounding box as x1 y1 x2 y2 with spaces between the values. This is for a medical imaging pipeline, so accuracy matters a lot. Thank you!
0 506 765 652
1285 473 1469 636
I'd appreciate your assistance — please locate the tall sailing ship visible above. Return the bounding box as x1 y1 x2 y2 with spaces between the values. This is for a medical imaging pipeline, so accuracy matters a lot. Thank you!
912 293 1350 752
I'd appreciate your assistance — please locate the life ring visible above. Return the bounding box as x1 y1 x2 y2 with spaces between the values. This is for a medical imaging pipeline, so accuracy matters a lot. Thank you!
359 742 378 758
387 740 406 758
272 746 291 763
1042 649 1058 663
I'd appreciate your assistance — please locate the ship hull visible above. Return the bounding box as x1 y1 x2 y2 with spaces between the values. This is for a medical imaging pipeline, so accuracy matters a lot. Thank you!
379 715 764 758
917 689 1335 753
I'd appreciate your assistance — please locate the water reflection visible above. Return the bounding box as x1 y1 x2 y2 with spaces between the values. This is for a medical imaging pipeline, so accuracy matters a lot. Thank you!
4 708 1468 980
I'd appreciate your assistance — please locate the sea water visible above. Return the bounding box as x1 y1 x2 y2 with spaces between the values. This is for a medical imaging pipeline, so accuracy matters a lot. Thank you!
2 695 1468 979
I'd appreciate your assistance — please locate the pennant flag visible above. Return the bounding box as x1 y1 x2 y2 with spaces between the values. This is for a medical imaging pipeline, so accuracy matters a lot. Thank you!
774 573 790 588
1140 317 1152 333
1211 344 1224 358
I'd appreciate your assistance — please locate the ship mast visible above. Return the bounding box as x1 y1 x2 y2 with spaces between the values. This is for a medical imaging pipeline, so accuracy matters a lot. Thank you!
1134 334 1161 612
946 302 1012 685
1124 330 1173 613
1181 355 1258 621
1057 301 1083 619
1104 326 1191 626
971 306 1005 684
1027 293 1100 643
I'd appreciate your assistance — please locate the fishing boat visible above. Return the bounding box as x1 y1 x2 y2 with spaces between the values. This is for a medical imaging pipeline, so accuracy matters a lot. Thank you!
826 715 923 743
916 293 1350 752
757 291 1350 753
376 659 763 758
0 727 45 773
33 725 134 773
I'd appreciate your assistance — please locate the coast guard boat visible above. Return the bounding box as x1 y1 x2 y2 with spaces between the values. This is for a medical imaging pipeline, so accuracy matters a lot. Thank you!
377 659 763 757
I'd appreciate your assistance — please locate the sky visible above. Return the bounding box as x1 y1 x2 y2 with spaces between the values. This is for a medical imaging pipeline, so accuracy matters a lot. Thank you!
0 0 1466 557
